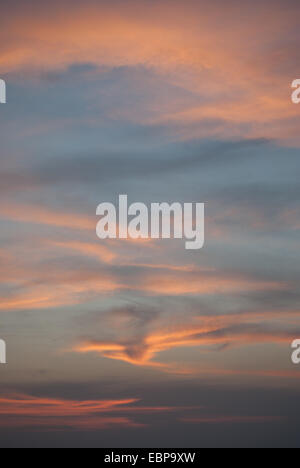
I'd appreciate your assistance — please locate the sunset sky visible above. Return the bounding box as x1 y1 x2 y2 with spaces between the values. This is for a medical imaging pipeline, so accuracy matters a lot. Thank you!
0 0 300 447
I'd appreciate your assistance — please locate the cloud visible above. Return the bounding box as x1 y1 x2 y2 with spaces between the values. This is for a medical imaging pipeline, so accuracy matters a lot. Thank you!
74 312 300 374
212 183 300 233
138 270 285 296
1 0 300 144
0 232 287 312
0 389 283 434
0 393 203 430
0 394 142 429
0 139 270 194
1 195 293 313
0 201 95 231
0 395 139 430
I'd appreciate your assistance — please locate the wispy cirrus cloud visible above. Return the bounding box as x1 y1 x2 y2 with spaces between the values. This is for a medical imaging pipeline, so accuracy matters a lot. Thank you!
0 235 287 312
1 0 300 144
0 395 142 429
0 393 202 430
0 392 281 431
74 311 300 375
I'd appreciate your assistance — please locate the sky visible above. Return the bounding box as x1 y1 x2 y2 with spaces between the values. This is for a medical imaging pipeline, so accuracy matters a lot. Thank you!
0 0 300 448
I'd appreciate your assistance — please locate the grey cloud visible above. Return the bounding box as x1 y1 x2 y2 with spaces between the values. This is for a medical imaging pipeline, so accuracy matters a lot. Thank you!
0 138 270 194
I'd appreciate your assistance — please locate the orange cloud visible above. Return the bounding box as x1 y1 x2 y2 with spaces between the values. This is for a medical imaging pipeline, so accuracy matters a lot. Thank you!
0 395 138 416
53 240 117 264
74 311 300 376
0 395 142 429
1 199 287 312
140 271 285 296
0 393 200 430
0 201 95 231
0 392 283 431
1 0 299 144
0 202 156 247
0 263 284 311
